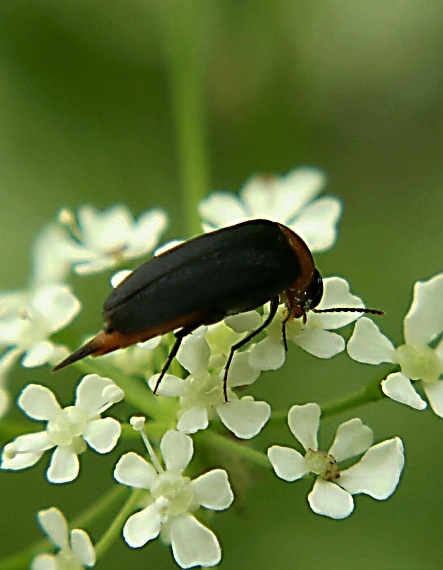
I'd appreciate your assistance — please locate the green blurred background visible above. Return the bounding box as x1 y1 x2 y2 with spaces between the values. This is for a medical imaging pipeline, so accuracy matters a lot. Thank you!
1 1 443 568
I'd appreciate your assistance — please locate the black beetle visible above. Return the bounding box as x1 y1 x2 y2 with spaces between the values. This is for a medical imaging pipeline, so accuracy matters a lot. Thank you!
53 219 382 400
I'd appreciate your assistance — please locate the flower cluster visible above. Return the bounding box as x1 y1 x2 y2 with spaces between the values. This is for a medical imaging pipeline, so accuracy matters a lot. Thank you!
0 167 440 568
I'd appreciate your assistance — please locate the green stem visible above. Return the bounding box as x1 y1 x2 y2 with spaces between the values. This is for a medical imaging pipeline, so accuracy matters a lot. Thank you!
321 377 385 418
95 489 144 559
197 430 271 470
158 0 211 236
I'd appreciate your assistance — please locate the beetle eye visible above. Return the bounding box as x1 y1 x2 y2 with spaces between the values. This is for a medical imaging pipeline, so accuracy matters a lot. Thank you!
305 270 323 310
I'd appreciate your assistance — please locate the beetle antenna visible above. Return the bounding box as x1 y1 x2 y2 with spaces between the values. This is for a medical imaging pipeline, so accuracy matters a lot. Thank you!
312 307 384 316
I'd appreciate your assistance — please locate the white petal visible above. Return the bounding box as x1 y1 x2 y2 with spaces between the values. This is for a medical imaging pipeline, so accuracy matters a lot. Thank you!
75 374 117 415
47 446 79 483
294 197 342 252
83 418 121 453
308 479 354 519
249 337 286 371
126 208 168 256
1 442 44 470
381 372 427 410
292 328 345 358
148 373 185 397
37 507 68 549
216 397 270 439
404 273 443 345
22 341 57 367
32 223 76 285
199 192 246 227
328 418 374 462
190 469 234 510
347 318 396 364
177 406 209 434
422 380 443 417
170 513 221 568
13 431 53 453
227 352 260 387
177 332 210 374
74 258 113 275
123 503 161 547
78 204 132 251
70 529 96 566
268 445 309 481
114 452 157 488
315 277 364 329
31 553 57 570
32 284 81 333
161 430 193 472
339 438 405 499
224 310 262 333
271 167 327 220
18 384 60 420
287 403 320 451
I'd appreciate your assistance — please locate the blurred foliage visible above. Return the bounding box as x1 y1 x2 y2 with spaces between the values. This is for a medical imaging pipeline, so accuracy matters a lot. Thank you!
1 1 442 569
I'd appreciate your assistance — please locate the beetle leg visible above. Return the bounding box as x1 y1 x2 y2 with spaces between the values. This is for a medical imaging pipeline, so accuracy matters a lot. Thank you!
222 296 280 402
153 324 199 395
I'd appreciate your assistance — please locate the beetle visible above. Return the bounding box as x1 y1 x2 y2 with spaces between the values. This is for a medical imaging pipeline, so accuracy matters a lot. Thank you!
53 219 383 401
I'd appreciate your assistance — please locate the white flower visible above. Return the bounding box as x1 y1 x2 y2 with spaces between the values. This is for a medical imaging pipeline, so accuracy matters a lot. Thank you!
0 283 80 368
199 166 342 252
59 205 168 275
347 273 443 416
32 507 95 569
249 277 365 371
148 318 271 439
114 428 234 569
268 403 404 519
0 348 21 418
1 374 123 483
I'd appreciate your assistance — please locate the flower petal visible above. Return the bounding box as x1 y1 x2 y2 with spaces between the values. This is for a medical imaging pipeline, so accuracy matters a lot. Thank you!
170 513 221 569
190 469 234 510
148 373 185 397
422 380 443 417
13 431 53 453
249 337 286 371
338 438 404 499
75 374 118 415
32 284 80 333
292 328 345 358
347 318 396 364
294 196 342 252
177 406 209 434
83 418 121 453
22 341 58 368
37 507 68 549
18 384 60 420
31 553 57 570
287 403 320 451
227 352 260 387
314 277 364 329
199 192 246 227
328 418 374 462
126 208 168 257
308 479 354 519
404 273 443 345
216 397 270 439
1 442 44 470
381 372 427 410
177 331 210 374
268 445 309 481
123 503 161 548
70 529 96 566
161 430 193 473
114 452 157 488
47 446 80 483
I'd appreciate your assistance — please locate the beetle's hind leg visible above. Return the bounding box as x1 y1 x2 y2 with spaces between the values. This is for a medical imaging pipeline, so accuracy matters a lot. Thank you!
222 296 280 403
153 324 198 395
